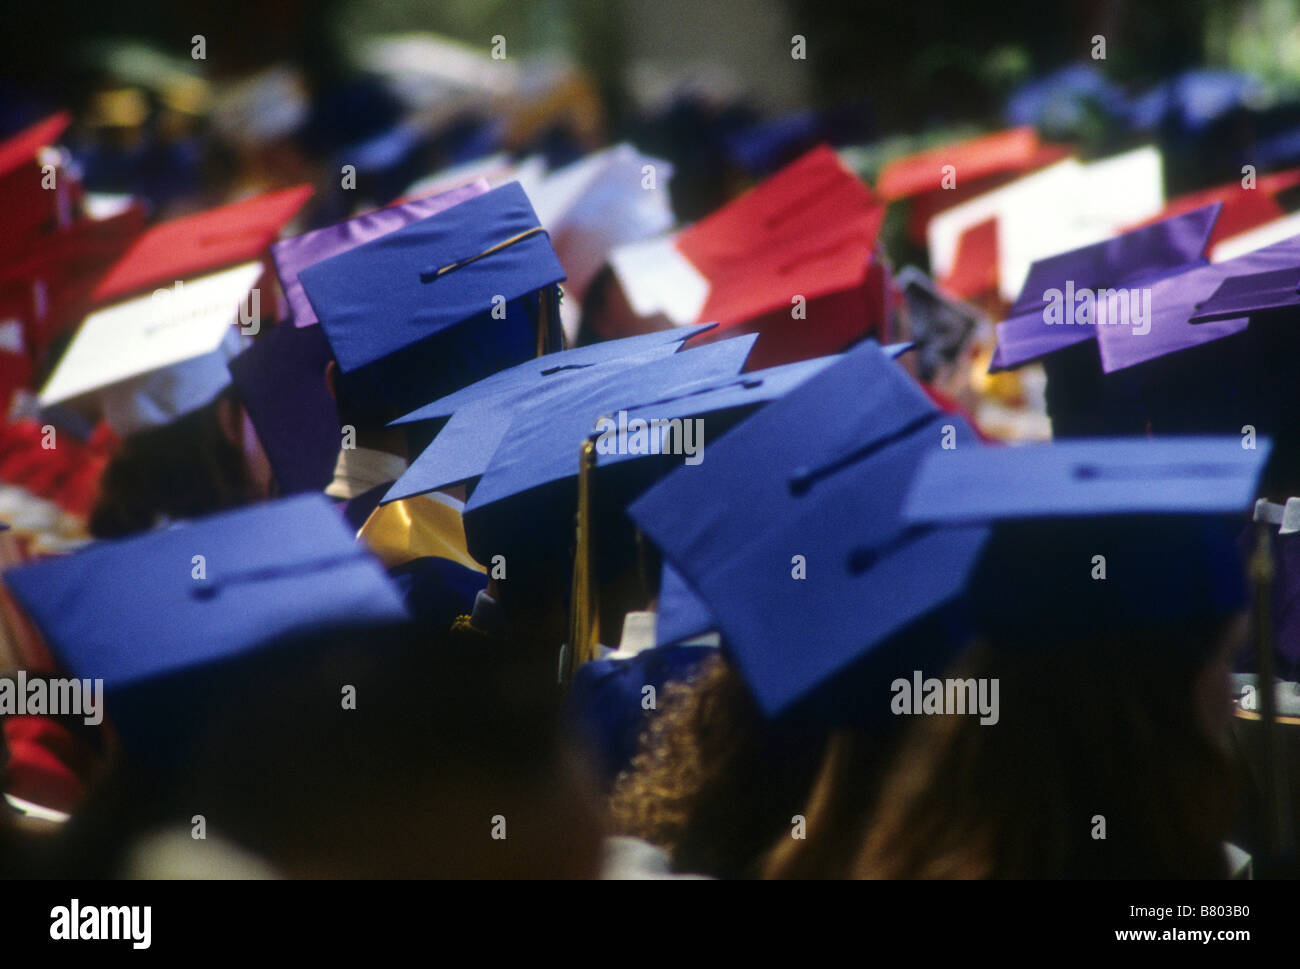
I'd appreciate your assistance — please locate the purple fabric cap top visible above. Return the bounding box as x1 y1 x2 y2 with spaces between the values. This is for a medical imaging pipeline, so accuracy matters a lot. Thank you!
989 204 1220 372
271 179 490 327
1096 229 1300 373
1187 267 1300 324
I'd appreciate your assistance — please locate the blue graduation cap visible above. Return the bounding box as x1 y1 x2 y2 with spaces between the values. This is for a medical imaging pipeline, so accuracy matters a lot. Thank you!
901 437 1271 643
721 109 824 176
569 641 717 787
298 181 566 414
1004 63 1130 136
383 336 719 505
903 437 1268 524
628 339 991 724
4 494 409 759
1125 70 1262 135
654 562 717 648
459 334 763 569
389 323 719 427
227 323 340 495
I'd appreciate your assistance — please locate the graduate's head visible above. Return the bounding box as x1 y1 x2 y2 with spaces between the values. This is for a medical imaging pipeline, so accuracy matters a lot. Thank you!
178 621 604 878
852 515 1252 880
323 358 408 457
853 612 1245 880
89 389 267 538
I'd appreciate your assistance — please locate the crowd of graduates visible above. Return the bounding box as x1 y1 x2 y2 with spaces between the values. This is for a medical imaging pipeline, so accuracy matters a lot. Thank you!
2 21 1300 882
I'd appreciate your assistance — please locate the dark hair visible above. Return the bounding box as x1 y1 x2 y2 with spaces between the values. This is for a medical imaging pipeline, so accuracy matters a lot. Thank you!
89 393 259 538
46 622 603 878
854 618 1240 879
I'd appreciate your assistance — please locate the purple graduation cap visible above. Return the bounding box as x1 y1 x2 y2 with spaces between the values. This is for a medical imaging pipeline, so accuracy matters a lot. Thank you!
1095 225 1300 373
990 204 1219 373
1187 268 1300 324
271 179 489 327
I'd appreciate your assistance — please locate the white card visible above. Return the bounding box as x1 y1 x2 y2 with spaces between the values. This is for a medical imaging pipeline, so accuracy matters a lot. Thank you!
609 234 710 327
927 158 1082 282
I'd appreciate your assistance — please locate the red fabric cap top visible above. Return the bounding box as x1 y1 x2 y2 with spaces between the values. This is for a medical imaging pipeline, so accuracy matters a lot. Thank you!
1126 168 1300 247
91 184 314 304
676 144 881 279
876 127 1050 201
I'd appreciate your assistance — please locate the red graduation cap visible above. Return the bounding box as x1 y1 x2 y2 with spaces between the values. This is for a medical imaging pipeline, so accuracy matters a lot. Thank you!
0 113 74 260
0 205 147 362
676 145 880 274
654 146 888 368
91 184 314 304
876 128 1073 246
1126 168 1300 248
877 128 1045 201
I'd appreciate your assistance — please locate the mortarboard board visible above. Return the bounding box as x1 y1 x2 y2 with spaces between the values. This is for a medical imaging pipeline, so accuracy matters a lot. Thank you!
270 179 489 328
91 185 313 304
720 110 825 177
607 146 889 369
877 128 1045 201
390 323 718 426
299 181 566 415
460 334 766 568
1125 69 1262 135
382 327 723 505
38 260 265 435
628 340 991 723
227 322 339 495
3 494 409 760
1187 267 1300 324
1004 64 1130 134
1092 218 1300 374
990 203 1219 372
649 346 925 649
904 437 1268 524
901 437 1271 642
570 640 718 787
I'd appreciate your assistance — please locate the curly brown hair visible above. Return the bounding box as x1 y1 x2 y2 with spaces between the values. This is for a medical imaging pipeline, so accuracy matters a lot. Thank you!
606 654 828 879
